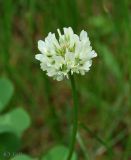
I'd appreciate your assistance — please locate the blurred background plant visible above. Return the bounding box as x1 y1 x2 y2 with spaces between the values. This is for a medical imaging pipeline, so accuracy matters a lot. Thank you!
0 0 131 160
0 77 31 160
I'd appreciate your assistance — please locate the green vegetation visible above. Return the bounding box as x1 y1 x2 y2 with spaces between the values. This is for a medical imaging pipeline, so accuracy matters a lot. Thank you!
0 78 31 160
0 0 131 160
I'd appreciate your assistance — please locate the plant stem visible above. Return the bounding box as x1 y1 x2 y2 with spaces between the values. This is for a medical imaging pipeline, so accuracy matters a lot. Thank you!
67 74 78 160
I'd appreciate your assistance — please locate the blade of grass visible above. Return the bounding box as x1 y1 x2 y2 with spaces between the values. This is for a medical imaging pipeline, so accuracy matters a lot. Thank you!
1 0 14 73
123 135 131 160
43 74 61 141
79 123 114 159
77 132 90 160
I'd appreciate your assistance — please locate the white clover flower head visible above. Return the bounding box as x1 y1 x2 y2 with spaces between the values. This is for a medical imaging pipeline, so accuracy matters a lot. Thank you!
35 27 97 81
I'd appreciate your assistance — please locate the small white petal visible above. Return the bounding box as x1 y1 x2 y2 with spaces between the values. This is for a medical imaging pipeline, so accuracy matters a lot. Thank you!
83 60 92 71
80 30 88 41
38 40 47 53
65 52 75 61
35 54 43 61
91 50 97 58
56 75 64 81
64 27 74 36
47 68 57 76
57 29 62 37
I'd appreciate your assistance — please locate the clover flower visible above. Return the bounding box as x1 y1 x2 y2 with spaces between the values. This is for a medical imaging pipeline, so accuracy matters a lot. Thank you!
35 27 97 81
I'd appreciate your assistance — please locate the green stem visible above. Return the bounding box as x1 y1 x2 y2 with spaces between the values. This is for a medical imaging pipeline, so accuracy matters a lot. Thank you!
67 74 78 160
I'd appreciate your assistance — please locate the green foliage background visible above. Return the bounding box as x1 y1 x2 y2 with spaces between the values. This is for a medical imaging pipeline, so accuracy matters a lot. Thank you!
0 0 131 159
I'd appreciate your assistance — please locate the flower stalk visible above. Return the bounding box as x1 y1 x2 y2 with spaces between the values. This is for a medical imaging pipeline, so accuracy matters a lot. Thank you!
35 27 97 160
67 73 78 160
